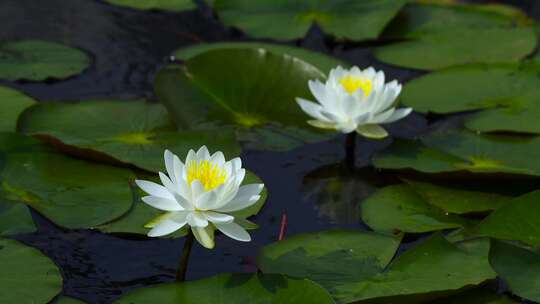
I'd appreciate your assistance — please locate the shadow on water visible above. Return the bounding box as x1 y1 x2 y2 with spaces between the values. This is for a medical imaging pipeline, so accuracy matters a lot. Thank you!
2 0 540 303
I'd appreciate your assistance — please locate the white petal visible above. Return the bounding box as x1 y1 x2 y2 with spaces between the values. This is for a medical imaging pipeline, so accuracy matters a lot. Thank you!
185 149 196 165
164 150 176 184
308 80 327 105
381 108 413 124
147 212 187 237
230 157 242 172
204 211 234 223
356 124 388 139
210 151 225 167
192 226 215 249
216 184 264 213
296 98 329 122
172 191 194 210
172 155 184 187
215 222 251 242
196 145 210 160
186 211 209 227
191 180 205 201
369 108 395 124
142 196 183 211
235 169 246 187
135 180 174 200
159 172 177 193
196 191 217 210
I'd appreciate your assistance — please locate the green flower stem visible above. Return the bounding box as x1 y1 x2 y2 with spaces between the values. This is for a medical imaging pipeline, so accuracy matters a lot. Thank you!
176 229 195 282
345 132 357 169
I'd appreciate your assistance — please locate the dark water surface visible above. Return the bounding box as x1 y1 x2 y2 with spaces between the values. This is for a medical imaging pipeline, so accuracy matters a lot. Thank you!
1 0 539 303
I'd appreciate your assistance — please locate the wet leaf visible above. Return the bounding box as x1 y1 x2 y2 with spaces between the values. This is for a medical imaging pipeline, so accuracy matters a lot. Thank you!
104 0 195 11
173 42 345 73
155 48 333 151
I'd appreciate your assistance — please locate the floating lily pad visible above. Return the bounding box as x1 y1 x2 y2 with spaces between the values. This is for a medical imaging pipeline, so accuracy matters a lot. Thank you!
361 184 476 234
489 240 540 302
475 190 540 246
173 42 345 73
18 100 241 172
401 63 540 134
334 235 496 303
0 238 63 303
213 0 406 41
155 48 333 151
98 171 266 237
374 3 537 70
373 129 540 176
104 0 195 11
0 86 36 132
0 198 36 236
257 229 401 301
0 40 90 81
115 273 335 304
0 133 134 229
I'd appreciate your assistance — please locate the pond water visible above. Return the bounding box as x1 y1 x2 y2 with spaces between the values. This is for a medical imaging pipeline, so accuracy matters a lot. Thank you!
1 0 540 303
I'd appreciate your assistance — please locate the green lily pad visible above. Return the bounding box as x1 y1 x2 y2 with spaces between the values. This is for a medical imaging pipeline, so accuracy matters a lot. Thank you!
374 3 537 70
97 171 266 237
114 273 335 304
18 100 241 172
0 40 90 81
334 235 496 303
0 86 36 132
0 132 135 229
257 229 402 301
404 180 510 214
173 42 345 73
213 0 406 41
373 128 540 176
475 190 540 246
155 48 333 151
401 63 540 134
0 198 36 236
104 0 195 11
0 238 63 303
489 240 540 302
361 184 476 234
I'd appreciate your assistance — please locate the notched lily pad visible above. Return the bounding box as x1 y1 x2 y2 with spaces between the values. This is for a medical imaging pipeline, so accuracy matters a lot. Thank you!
0 238 63 304
0 40 90 81
18 99 241 172
374 3 537 70
114 273 335 304
155 48 334 151
213 0 406 41
0 132 135 229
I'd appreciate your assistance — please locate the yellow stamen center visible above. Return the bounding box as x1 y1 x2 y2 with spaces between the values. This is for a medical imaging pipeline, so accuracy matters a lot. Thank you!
186 160 227 191
339 75 372 96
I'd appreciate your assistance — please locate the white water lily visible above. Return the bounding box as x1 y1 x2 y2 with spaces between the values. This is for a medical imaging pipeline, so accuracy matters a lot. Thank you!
296 66 412 139
135 146 264 249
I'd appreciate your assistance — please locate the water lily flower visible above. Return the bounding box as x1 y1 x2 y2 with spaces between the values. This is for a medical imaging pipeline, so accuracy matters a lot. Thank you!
135 147 264 249
296 66 412 139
